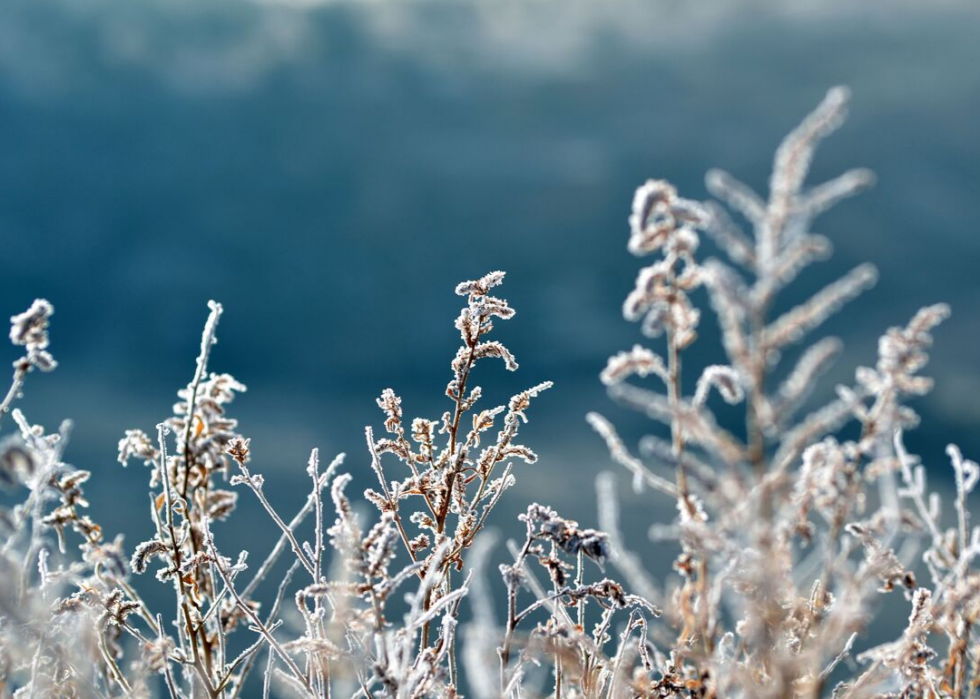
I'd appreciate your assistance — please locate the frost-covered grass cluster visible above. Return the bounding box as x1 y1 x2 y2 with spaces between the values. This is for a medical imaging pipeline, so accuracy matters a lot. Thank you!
1 88 978 699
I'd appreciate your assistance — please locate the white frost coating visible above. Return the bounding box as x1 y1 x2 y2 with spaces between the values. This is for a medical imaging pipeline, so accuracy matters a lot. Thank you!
701 201 756 268
801 168 876 218
763 263 878 351
773 336 843 421
587 411 677 496
600 344 668 386
10 299 53 351
768 86 851 228
7 299 57 374
693 365 744 408
455 270 506 297
705 169 766 225
192 300 223 389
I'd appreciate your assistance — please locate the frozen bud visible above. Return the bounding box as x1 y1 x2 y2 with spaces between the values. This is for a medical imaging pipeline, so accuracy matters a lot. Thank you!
507 382 552 424
29 350 57 372
473 294 515 321
409 533 430 554
623 262 669 322
694 365 744 407
376 388 403 433
10 299 53 351
130 539 169 575
455 271 506 297
521 503 610 568
410 511 436 531
200 373 246 404
227 437 250 465
629 180 678 255
601 345 668 386
118 429 159 467
471 341 518 371
628 181 707 257
411 418 437 445
500 444 538 465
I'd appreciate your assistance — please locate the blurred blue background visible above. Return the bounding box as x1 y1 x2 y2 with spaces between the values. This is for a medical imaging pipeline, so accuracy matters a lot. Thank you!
2 0 979 642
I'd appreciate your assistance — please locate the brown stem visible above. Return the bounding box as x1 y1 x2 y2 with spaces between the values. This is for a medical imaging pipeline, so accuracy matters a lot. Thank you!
423 335 479 647
666 325 689 505
436 338 479 534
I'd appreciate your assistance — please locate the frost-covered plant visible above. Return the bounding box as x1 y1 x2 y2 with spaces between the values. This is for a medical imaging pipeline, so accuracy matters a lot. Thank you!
0 273 552 698
1 300 56 427
1 87 978 699
574 86 979 698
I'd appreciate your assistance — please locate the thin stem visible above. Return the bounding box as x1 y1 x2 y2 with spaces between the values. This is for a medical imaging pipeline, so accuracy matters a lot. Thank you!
206 534 314 697
98 633 134 697
180 302 222 499
500 531 535 693
240 457 343 600
436 337 479 534
236 461 315 577
665 325 689 505
364 429 419 567
0 364 27 429
228 562 301 699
